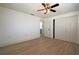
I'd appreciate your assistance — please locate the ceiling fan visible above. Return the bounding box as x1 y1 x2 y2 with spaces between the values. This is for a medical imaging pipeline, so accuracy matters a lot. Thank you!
37 3 59 14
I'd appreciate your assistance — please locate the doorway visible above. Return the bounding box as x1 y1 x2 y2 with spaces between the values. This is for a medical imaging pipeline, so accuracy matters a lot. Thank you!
40 21 43 37
53 19 55 39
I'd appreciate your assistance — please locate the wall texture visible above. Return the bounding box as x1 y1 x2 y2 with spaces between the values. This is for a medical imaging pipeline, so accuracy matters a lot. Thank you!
0 7 40 47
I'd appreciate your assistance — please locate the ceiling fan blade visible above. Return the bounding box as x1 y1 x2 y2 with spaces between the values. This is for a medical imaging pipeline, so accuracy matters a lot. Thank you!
51 3 59 8
37 9 45 11
50 9 56 12
42 3 46 7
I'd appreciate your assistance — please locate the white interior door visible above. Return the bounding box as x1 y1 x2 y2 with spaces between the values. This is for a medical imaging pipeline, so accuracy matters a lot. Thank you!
43 18 50 37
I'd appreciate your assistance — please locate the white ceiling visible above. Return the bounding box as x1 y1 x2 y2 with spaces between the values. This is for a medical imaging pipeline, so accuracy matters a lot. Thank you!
0 3 79 18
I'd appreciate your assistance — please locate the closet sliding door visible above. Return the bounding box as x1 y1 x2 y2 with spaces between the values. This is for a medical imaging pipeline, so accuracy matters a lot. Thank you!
55 15 77 43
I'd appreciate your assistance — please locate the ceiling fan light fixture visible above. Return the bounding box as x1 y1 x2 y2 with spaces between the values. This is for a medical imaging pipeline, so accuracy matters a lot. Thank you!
48 9 50 13
37 3 59 14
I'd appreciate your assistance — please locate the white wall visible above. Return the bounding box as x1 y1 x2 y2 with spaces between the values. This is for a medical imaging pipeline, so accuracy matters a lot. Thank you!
0 7 40 47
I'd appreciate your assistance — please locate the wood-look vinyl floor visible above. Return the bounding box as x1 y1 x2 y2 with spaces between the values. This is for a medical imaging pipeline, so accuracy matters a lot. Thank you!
0 37 79 55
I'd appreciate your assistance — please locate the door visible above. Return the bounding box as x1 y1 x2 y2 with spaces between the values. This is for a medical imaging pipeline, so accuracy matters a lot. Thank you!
43 18 50 37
